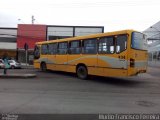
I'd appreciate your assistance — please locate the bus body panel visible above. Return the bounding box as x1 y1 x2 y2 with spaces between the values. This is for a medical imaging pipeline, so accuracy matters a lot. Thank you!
33 30 147 78
47 54 56 70
34 60 40 69
54 54 68 71
128 49 148 76
67 54 98 75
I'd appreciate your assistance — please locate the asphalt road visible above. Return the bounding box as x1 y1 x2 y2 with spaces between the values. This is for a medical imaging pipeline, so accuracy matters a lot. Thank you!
0 67 160 114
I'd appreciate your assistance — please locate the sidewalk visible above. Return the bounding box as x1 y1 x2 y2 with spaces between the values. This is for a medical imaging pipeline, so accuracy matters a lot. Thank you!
0 73 36 78
0 63 36 78
21 63 34 69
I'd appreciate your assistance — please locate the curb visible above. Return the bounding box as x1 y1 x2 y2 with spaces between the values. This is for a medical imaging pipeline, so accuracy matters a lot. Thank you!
21 65 34 69
0 74 36 79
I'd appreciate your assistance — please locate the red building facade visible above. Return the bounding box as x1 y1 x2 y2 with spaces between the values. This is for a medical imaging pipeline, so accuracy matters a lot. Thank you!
17 24 46 64
17 24 46 49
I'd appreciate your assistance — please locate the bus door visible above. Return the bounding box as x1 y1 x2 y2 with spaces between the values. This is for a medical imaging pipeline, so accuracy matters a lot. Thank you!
55 42 68 71
67 40 81 73
97 36 115 76
81 38 98 75
114 34 128 76
47 43 57 70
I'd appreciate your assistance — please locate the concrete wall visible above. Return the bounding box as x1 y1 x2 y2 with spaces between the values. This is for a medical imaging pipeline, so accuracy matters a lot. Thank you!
0 28 17 58
0 28 17 50
0 42 16 50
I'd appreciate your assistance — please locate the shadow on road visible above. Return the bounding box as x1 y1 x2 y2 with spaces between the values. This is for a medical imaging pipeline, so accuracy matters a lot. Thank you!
37 70 144 87
37 70 77 78
89 76 144 87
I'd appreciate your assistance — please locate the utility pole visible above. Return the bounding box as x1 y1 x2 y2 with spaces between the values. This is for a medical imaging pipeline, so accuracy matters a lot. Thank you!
32 15 35 24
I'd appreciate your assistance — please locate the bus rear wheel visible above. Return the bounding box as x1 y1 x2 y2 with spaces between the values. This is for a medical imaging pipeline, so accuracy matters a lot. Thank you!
41 62 47 72
76 65 88 80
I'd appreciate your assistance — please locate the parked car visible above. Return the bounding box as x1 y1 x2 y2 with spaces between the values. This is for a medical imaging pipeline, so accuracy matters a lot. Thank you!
8 60 21 69
0 59 5 69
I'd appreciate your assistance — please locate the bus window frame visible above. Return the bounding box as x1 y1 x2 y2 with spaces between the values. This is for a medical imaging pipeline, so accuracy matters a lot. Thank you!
98 36 115 54
48 43 58 55
68 40 82 54
57 41 68 55
41 44 49 55
131 32 148 51
34 45 40 59
115 34 128 54
82 38 98 54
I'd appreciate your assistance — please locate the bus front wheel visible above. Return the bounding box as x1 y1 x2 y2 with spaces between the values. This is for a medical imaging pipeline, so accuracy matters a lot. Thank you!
76 65 88 80
41 62 47 72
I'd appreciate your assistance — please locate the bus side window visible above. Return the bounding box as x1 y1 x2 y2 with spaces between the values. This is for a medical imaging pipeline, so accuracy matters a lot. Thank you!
98 36 114 54
82 39 97 54
48 43 57 54
58 42 68 54
41 44 48 55
69 40 81 54
115 35 127 53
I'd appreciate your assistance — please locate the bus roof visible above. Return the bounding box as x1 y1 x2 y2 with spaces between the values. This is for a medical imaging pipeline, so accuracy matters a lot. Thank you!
36 29 137 45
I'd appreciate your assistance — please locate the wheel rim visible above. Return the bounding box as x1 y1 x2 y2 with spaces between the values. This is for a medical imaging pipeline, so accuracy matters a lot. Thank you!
77 66 87 79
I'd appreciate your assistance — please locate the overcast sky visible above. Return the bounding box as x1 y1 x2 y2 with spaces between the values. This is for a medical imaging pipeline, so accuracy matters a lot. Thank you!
0 0 160 32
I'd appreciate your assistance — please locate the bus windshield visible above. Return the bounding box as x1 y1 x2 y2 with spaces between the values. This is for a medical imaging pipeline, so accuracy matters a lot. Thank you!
131 32 147 50
34 45 40 59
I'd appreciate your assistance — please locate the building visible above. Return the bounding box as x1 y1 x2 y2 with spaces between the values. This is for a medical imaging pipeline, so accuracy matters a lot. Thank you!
0 28 17 59
0 24 104 64
17 24 46 64
143 21 160 62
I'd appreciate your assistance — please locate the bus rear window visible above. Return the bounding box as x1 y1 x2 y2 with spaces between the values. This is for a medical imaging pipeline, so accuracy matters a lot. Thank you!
131 32 147 50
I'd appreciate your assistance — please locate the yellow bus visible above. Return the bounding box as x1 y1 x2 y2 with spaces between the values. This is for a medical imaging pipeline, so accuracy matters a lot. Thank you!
34 30 148 79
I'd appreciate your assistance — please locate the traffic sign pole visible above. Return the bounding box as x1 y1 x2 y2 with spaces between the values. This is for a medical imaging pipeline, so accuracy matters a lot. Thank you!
26 50 28 66
24 43 29 66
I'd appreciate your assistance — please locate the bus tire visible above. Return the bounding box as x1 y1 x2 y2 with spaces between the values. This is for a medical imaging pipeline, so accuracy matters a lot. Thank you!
41 62 47 72
76 65 88 80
